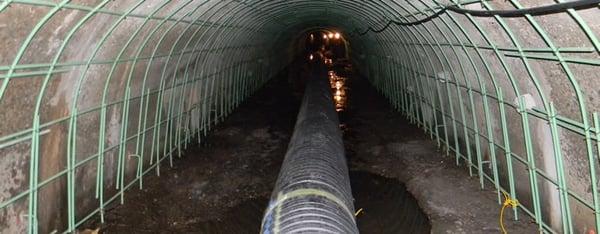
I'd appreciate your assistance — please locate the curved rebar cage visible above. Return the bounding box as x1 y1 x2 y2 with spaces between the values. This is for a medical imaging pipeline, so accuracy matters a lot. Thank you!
0 0 599 233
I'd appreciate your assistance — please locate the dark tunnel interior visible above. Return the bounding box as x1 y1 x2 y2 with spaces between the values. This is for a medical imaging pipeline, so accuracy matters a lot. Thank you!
73 33 435 233
1 1 600 233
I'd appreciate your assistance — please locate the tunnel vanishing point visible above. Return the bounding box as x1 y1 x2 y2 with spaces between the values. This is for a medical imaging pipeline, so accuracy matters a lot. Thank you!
1 0 600 233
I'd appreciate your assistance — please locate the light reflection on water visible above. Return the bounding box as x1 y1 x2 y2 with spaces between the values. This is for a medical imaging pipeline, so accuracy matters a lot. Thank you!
328 70 347 112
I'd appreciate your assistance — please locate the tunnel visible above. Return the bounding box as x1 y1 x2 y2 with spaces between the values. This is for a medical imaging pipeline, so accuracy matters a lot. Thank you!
1 0 600 233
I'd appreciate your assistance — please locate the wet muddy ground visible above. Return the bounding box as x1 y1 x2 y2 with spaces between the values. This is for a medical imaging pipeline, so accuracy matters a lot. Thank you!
82 62 537 233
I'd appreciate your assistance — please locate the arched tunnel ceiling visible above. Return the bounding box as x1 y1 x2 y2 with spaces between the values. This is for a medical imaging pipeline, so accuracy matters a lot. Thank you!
1 0 600 233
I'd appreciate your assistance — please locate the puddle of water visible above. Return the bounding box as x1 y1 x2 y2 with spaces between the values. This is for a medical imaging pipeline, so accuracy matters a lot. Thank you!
328 70 348 112
351 171 431 234
328 63 352 132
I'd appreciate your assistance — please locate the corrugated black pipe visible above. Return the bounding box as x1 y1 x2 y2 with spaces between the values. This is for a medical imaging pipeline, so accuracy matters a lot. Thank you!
261 63 358 234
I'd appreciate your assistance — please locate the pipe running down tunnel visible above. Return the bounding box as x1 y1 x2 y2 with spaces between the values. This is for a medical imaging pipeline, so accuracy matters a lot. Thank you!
261 63 357 234
1 0 600 233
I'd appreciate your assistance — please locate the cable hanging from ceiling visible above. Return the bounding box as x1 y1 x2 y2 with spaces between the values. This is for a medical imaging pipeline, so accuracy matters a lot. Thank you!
355 0 600 35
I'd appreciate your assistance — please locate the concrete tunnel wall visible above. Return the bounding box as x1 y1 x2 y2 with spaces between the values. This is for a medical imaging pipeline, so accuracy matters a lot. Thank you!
0 0 599 233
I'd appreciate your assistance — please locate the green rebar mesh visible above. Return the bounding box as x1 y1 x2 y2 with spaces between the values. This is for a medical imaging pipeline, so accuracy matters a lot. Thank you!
0 0 599 233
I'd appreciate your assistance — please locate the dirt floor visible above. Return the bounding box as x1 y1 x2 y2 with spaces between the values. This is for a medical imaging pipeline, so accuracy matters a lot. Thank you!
344 71 539 234
81 62 539 233
81 68 300 233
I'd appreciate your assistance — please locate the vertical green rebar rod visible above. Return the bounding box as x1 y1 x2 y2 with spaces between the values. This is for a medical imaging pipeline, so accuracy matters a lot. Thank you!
548 102 573 233
592 113 600 231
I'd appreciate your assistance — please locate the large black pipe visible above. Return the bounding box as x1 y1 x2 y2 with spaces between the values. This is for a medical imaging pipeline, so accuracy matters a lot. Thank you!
261 64 358 234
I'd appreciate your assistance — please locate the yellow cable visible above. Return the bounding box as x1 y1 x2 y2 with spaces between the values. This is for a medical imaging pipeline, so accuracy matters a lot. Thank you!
355 208 363 217
500 191 519 234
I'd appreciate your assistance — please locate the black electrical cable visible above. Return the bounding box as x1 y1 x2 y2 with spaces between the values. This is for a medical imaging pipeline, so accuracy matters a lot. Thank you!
356 0 600 35
450 0 600 17
360 9 448 33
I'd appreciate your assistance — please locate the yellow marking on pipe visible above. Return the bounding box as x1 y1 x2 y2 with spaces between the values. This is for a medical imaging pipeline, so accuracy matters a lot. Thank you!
265 188 357 233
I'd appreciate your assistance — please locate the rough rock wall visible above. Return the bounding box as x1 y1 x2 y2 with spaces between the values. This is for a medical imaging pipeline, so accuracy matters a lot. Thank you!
0 1 281 233
358 1 600 232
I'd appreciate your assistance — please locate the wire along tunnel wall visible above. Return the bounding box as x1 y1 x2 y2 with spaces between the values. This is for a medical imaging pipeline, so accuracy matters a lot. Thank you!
1 0 600 233
261 64 357 234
